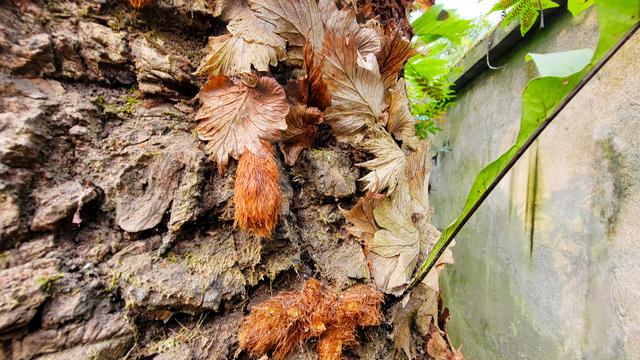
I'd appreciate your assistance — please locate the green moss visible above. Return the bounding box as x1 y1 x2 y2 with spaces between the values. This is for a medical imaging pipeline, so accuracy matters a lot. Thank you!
0 252 8 269
163 251 178 263
599 137 630 236
37 273 64 292
157 337 180 352
119 96 141 114
95 92 140 115
308 148 338 163
95 95 107 108
106 271 121 293
79 5 90 17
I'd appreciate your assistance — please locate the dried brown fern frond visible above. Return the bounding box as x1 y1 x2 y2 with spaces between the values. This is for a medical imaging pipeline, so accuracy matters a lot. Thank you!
128 0 153 9
234 142 282 237
239 279 384 360
196 75 288 173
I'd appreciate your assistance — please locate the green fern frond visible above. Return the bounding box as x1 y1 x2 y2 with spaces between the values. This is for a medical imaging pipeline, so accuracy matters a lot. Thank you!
520 4 541 34
498 0 559 36
491 0 519 12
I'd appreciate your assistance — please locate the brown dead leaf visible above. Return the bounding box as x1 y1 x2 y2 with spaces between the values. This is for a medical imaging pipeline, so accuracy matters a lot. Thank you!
426 320 465 360
391 283 438 360
195 11 286 76
343 192 384 242
403 141 430 222
287 42 331 111
357 135 407 194
195 75 289 173
303 42 332 110
426 322 451 360
377 30 417 89
214 0 251 20
279 105 323 166
248 0 324 63
319 0 381 56
387 80 420 150
322 31 385 136
366 143 453 295
406 143 454 292
368 182 420 295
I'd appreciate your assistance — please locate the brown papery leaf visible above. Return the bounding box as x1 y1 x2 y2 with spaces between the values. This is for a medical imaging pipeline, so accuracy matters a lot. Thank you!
377 30 417 89
287 42 331 111
404 140 431 210
387 79 420 149
391 283 438 360
279 105 323 165
357 135 406 194
194 11 286 76
406 142 453 291
248 0 324 63
343 192 383 242
195 75 289 173
303 42 332 110
367 143 454 295
322 31 385 136
319 0 381 56
426 320 465 360
369 184 420 295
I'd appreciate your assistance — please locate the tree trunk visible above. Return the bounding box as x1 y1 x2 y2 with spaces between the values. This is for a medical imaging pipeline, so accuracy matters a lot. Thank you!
0 0 457 359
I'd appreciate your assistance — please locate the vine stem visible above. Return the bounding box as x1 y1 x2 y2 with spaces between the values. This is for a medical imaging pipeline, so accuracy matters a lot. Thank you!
405 21 640 294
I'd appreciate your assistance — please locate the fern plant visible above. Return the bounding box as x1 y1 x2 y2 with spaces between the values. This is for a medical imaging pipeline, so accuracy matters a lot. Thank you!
406 5 473 139
491 0 560 35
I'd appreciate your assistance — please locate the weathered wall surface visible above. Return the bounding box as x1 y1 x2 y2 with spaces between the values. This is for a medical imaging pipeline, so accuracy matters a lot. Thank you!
432 9 640 360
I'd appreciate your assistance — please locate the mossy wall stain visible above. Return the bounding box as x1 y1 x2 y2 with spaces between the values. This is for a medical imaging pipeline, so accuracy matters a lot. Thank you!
596 137 630 237
524 144 541 260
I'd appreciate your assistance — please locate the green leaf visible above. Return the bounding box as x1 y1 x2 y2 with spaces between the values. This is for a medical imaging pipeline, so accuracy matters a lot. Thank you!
525 48 594 77
415 120 442 139
497 0 560 36
568 0 595 16
594 0 640 59
412 5 472 45
491 0 519 12
406 55 449 80
516 72 584 144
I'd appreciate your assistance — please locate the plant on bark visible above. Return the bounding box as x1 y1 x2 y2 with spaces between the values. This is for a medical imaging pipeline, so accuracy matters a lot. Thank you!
127 0 460 358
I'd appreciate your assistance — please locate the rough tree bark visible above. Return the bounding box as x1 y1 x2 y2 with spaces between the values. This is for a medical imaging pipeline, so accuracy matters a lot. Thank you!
0 0 458 359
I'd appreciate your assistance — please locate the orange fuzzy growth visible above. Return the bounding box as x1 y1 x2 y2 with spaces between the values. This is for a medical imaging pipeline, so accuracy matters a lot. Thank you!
318 285 384 359
239 279 328 360
239 279 384 360
234 143 282 237
128 0 153 9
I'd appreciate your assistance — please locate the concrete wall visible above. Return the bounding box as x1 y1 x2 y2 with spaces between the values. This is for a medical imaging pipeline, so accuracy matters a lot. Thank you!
431 9 640 359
